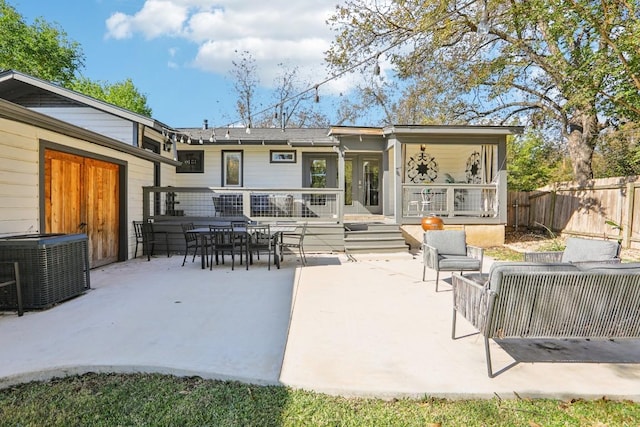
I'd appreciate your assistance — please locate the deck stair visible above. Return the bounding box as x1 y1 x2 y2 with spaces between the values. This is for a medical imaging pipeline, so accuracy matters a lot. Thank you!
344 222 409 254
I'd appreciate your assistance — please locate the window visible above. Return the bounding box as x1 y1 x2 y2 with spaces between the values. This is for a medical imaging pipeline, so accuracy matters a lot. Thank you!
270 150 296 163
222 150 243 187
310 159 327 188
176 150 204 173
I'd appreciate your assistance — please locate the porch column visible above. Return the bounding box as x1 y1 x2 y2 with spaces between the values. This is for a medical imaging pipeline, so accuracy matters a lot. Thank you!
336 145 345 221
393 140 403 223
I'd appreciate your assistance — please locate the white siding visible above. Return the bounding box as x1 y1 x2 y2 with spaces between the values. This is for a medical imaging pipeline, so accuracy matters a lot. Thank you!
175 146 329 188
0 119 39 234
32 107 135 145
0 117 167 259
405 144 484 183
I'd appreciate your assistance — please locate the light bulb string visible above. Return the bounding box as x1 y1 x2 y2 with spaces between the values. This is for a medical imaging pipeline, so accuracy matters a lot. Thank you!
210 0 482 131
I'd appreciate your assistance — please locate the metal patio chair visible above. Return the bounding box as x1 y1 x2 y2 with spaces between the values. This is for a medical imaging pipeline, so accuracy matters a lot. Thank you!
181 222 211 267
246 224 278 270
133 220 169 261
279 222 308 266
0 261 23 316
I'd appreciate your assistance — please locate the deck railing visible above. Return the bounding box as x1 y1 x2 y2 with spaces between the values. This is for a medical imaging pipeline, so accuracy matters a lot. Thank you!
142 187 343 222
403 184 498 218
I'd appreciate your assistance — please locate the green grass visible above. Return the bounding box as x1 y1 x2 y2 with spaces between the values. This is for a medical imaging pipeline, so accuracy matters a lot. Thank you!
0 373 638 426
484 246 524 261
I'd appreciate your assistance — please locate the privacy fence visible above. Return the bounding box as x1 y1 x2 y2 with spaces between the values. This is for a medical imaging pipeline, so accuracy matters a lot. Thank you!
507 176 640 249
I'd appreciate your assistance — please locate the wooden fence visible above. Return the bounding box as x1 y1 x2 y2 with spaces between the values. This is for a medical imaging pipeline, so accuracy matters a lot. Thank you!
507 176 640 249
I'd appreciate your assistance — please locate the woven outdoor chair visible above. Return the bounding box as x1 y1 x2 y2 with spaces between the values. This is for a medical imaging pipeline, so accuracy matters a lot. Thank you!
422 229 483 291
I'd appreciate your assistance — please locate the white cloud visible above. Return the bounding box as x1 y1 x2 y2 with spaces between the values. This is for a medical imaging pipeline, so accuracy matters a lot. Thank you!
106 0 189 40
104 0 359 94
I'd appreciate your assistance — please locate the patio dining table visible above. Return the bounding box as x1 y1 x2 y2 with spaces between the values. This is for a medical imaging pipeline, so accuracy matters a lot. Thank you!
190 223 297 269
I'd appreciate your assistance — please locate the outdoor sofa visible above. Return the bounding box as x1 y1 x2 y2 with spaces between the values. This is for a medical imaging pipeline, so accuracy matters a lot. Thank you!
523 236 621 264
451 261 640 377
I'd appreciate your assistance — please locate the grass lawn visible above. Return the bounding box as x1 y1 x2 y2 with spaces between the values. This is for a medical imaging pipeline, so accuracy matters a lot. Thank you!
1 373 639 426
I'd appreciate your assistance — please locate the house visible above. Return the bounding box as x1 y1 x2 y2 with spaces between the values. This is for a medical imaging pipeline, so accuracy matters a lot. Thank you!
0 70 523 265
0 70 181 267
169 123 522 250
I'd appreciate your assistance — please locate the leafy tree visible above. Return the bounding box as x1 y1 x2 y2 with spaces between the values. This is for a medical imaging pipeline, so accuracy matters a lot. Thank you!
593 122 640 177
507 130 569 190
334 71 402 126
0 1 152 116
68 77 152 117
326 0 640 182
0 0 84 84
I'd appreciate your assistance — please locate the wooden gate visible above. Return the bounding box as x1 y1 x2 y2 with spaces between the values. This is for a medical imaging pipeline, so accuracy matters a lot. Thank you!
44 149 120 267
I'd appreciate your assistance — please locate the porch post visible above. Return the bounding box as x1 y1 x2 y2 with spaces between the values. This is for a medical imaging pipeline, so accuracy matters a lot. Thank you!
497 136 508 223
336 145 345 222
393 139 403 223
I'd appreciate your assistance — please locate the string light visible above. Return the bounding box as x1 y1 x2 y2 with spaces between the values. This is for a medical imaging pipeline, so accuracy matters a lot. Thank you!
209 0 480 130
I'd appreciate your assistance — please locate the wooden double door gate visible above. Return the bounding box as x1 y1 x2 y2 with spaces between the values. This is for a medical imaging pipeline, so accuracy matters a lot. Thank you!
44 149 120 268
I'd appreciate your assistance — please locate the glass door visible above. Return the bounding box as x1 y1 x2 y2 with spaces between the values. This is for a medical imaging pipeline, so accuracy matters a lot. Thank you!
344 154 381 214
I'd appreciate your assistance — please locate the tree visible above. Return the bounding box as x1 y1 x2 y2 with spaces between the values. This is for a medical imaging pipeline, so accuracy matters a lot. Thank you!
68 77 152 117
507 129 570 191
0 0 84 84
270 63 329 128
0 1 151 115
230 53 329 128
230 50 258 127
326 0 640 182
593 122 640 178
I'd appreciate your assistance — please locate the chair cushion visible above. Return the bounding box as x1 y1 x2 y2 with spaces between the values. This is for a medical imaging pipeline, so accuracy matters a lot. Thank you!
561 237 620 263
576 262 640 274
424 230 467 256
485 262 580 293
439 255 481 271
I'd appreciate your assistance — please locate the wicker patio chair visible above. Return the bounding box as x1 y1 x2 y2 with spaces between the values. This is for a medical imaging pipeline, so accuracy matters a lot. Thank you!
422 229 483 291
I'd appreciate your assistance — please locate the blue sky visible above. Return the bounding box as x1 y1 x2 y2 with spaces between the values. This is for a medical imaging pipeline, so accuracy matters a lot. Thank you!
14 0 374 128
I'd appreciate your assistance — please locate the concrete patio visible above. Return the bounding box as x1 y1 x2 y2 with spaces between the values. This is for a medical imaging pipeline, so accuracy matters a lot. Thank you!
1 252 639 401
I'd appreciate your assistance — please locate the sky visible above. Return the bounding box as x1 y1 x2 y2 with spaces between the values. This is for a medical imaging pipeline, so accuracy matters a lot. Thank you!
14 0 377 128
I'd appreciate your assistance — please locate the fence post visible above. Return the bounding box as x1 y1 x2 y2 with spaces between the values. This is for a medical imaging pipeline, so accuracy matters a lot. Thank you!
548 190 557 231
624 182 635 249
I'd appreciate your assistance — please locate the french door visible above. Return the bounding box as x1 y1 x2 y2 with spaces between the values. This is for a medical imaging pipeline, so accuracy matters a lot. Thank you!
344 154 381 215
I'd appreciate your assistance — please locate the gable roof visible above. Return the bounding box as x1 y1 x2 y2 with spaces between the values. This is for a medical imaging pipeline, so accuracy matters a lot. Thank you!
0 97 181 166
0 70 173 132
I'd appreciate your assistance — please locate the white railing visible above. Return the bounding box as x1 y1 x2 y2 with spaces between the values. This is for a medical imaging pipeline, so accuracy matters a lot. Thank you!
403 184 498 218
143 187 343 222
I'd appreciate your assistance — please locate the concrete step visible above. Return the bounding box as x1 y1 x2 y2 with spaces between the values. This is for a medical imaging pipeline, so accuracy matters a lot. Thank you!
344 223 409 253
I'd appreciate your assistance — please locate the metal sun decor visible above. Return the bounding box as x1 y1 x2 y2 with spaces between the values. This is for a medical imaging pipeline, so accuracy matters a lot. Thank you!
465 151 482 184
407 151 438 183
